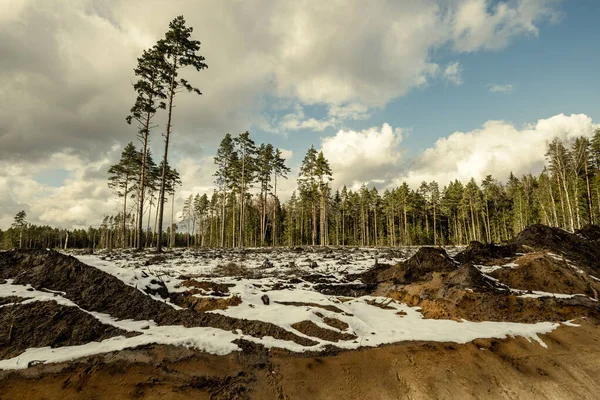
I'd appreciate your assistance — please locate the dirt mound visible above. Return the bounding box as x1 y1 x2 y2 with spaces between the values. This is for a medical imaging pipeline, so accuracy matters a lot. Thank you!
575 224 600 241
513 224 600 273
454 241 517 265
0 250 319 347
387 288 600 323
489 252 600 298
177 294 242 312
446 263 502 291
0 301 132 360
313 283 377 297
0 250 177 322
290 321 356 342
372 247 457 284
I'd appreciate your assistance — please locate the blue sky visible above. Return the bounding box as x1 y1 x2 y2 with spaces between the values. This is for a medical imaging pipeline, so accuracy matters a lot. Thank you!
2 0 599 228
248 1 600 161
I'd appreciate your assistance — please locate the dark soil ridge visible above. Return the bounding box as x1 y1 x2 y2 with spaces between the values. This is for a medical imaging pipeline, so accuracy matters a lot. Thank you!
513 224 600 274
0 301 132 360
0 250 317 347
356 247 458 285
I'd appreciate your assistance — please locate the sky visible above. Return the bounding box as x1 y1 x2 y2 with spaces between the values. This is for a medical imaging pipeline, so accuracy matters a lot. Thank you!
1 0 599 229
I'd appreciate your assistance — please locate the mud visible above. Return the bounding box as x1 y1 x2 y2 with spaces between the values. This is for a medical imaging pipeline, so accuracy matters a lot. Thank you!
454 240 517 265
290 321 357 342
369 247 457 284
0 250 321 347
0 301 133 360
513 224 600 273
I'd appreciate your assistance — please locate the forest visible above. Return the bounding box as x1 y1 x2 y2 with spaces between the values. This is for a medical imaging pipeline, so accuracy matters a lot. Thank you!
1 15 600 251
2 129 600 250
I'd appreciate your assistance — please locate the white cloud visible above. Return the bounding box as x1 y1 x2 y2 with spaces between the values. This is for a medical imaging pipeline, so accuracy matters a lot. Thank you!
397 113 598 188
489 83 514 93
0 0 564 228
451 0 558 52
321 123 405 188
443 62 464 85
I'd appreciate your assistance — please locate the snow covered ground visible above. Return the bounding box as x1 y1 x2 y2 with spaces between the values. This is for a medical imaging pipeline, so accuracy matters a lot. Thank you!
0 247 582 370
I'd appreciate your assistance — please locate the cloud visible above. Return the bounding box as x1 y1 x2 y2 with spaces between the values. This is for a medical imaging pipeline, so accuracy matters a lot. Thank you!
489 83 514 93
0 0 559 162
397 113 598 188
451 0 559 52
0 0 563 228
321 123 405 189
443 62 464 85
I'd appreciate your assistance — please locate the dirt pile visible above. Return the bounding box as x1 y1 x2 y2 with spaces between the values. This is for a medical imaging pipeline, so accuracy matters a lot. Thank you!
454 241 517 265
445 263 503 291
0 301 132 360
290 321 356 342
386 288 600 323
0 250 320 347
361 247 457 285
575 224 600 240
513 224 600 273
0 250 178 322
489 252 600 298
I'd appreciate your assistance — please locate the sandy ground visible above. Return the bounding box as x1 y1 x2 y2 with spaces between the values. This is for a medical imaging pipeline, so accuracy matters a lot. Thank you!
1 320 599 400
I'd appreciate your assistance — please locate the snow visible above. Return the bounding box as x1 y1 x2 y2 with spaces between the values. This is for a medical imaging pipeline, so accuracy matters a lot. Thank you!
474 262 519 274
0 248 576 370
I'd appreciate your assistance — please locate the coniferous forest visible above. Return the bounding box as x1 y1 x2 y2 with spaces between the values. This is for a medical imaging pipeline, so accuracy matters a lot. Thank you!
3 128 600 250
2 16 600 251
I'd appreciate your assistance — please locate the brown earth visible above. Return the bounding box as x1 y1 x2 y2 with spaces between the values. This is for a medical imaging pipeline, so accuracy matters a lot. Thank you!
454 241 518 266
368 247 457 284
321 317 349 331
513 224 600 274
1 322 600 399
180 279 235 294
177 294 243 312
0 250 319 347
290 321 357 342
0 301 133 360
489 252 600 298
385 287 600 323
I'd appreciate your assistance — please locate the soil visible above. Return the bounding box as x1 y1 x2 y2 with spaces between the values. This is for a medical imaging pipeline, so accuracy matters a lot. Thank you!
454 241 517 265
575 224 600 240
369 247 457 284
2 322 600 399
322 317 349 331
0 250 319 347
290 321 357 342
385 288 600 323
0 301 133 360
180 279 235 294
489 252 600 298
176 294 243 312
513 224 600 274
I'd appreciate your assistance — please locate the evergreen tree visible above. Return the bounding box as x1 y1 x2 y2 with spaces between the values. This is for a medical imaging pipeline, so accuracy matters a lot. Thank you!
11 210 27 249
156 15 208 252
108 142 140 247
127 45 168 250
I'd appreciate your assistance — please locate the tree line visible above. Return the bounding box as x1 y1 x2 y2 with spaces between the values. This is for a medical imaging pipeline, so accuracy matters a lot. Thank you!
176 129 600 248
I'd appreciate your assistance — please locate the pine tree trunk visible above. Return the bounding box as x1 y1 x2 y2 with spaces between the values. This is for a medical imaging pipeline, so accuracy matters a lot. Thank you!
584 159 594 224
157 55 178 252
